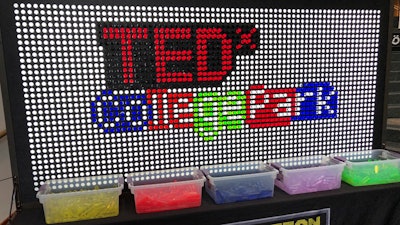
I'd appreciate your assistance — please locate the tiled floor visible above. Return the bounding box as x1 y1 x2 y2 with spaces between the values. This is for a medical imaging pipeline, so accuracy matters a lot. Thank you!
0 73 14 223
0 86 5 131
0 136 15 222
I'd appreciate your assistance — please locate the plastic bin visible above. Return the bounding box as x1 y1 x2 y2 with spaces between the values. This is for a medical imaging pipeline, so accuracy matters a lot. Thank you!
200 161 278 204
332 149 400 186
36 175 124 224
269 155 344 195
127 167 205 213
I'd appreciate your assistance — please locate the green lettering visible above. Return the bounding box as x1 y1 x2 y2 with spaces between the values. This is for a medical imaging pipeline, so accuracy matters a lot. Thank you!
193 91 246 141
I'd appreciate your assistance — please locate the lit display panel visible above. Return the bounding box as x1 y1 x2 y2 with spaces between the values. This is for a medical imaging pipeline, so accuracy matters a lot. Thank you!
4 1 385 196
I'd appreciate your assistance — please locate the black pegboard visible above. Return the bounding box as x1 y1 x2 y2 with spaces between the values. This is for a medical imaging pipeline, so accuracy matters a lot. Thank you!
0 0 390 204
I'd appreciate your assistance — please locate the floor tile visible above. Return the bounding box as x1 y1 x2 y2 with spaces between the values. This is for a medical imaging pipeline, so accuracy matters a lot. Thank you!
0 172 15 222
0 136 15 222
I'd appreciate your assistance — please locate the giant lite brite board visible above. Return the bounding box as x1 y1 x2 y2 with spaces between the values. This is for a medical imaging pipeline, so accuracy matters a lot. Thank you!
0 0 390 203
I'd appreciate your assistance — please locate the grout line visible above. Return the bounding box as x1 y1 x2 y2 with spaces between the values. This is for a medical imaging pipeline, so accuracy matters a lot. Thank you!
0 130 6 139
0 177 12 183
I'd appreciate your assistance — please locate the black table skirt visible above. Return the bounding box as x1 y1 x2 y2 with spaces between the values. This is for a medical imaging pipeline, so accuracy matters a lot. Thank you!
12 182 400 225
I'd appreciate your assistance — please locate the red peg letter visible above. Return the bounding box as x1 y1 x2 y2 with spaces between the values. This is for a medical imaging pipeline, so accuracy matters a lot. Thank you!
246 86 296 128
196 28 233 82
102 27 148 84
154 27 193 83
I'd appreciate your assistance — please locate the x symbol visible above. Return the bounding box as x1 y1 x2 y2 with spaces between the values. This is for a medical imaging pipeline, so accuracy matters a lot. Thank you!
236 27 257 50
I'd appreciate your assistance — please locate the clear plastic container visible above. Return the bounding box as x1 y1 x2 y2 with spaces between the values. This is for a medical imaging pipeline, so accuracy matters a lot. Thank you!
127 167 205 213
200 161 278 204
269 155 344 195
36 175 124 224
332 149 400 186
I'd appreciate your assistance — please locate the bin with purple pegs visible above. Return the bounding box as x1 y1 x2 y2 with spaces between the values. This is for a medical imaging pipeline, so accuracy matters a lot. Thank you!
268 155 345 195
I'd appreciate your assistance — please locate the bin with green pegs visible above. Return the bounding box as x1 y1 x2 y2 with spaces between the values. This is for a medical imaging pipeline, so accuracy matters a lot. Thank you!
332 150 400 186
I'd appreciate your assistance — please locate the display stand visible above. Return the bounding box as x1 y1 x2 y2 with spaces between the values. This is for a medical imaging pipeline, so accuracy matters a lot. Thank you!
0 0 394 224
11 182 400 225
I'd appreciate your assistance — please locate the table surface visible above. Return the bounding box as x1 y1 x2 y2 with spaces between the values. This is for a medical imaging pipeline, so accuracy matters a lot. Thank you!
10 182 400 225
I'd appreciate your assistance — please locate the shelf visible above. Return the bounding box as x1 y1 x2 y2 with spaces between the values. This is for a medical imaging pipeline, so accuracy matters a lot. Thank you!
11 182 400 225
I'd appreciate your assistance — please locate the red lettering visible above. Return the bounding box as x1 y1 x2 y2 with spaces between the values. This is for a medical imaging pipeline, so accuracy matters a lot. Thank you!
147 89 194 129
246 86 296 128
168 92 194 128
154 28 193 83
101 24 258 88
102 27 148 84
196 28 233 82
235 27 257 50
